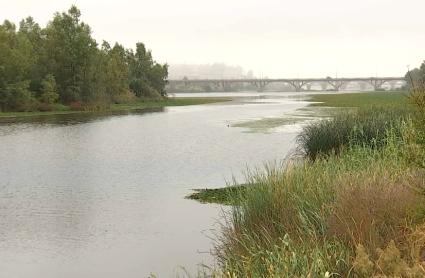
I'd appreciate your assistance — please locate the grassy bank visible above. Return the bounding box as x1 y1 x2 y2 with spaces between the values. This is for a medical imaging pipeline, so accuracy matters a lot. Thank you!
0 97 231 118
186 185 248 206
214 131 424 277
189 91 425 277
309 91 408 108
188 91 413 204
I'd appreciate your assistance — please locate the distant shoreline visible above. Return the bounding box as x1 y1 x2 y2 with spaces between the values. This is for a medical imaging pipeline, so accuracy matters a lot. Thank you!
0 97 231 119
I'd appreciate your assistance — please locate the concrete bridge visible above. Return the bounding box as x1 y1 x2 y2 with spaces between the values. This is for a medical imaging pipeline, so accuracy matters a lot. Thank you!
168 77 406 92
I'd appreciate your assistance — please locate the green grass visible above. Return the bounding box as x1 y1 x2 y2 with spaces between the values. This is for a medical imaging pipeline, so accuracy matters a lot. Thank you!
212 126 425 277
0 97 231 118
186 185 247 205
232 116 312 133
205 89 425 277
309 91 409 108
297 106 412 160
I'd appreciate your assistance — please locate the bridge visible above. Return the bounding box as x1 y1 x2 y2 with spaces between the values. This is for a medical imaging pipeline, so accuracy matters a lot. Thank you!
168 77 406 92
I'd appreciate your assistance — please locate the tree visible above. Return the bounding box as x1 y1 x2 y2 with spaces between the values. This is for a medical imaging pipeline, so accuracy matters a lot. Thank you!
18 17 48 94
128 42 168 98
406 62 425 89
104 43 130 101
39 74 59 104
0 21 37 111
148 63 168 96
0 81 36 112
44 5 97 103
0 5 168 112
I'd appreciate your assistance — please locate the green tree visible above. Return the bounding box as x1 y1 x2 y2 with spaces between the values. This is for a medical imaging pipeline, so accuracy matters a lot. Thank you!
103 43 130 101
0 21 37 111
0 5 168 112
44 5 97 103
148 63 168 96
18 17 48 94
128 42 168 98
39 74 59 104
405 62 425 89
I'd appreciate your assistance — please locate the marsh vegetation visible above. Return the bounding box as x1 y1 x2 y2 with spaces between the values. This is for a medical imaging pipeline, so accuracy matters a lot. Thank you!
190 83 425 277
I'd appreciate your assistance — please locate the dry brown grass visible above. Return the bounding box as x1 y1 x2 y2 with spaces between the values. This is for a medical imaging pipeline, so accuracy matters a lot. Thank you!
327 169 425 255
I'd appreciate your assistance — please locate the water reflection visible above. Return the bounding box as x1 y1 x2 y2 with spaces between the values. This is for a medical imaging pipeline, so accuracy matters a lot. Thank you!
0 93 308 277
0 107 164 125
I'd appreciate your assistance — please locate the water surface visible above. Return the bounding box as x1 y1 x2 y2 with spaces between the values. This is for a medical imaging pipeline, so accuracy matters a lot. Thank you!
0 92 310 277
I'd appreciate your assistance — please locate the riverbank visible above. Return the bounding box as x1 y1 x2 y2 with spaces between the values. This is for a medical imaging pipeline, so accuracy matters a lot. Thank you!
187 91 412 204
309 90 408 108
0 97 231 119
191 90 425 276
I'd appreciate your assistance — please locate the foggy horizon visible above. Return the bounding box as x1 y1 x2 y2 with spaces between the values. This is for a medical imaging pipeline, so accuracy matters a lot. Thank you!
1 0 424 78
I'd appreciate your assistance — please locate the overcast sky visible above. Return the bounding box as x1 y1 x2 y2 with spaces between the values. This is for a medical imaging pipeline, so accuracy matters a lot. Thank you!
1 0 424 78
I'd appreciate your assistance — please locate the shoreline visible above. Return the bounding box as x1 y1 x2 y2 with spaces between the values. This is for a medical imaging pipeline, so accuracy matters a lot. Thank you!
0 97 232 119
186 90 409 205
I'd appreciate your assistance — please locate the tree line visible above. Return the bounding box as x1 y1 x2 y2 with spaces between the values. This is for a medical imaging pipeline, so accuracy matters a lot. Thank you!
0 5 168 112
406 61 425 88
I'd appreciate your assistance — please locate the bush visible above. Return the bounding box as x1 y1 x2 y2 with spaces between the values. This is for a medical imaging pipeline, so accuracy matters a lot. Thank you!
327 169 425 253
69 101 83 111
215 125 425 277
297 106 411 160
80 101 110 111
0 81 38 112
409 79 425 151
112 90 136 104
37 103 54 111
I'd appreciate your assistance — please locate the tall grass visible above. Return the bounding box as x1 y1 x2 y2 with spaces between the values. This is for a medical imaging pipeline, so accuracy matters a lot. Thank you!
297 106 412 160
213 123 425 277
209 87 425 277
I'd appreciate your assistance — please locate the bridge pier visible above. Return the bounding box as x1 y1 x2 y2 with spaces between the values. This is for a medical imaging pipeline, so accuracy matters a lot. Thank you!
251 80 269 92
320 81 328 91
287 81 307 92
369 79 386 91
327 80 346 91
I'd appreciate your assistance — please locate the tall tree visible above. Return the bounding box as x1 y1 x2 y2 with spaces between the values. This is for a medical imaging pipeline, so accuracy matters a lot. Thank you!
0 21 36 111
44 5 97 103
39 74 59 104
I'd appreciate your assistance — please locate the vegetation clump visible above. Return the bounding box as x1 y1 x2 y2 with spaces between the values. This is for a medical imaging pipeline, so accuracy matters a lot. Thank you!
297 105 412 160
206 69 425 277
0 6 168 113
186 185 247 206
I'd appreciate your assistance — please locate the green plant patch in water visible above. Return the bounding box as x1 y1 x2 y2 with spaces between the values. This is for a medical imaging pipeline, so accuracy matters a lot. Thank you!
231 107 337 133
232 116 312 133
186 185 247 205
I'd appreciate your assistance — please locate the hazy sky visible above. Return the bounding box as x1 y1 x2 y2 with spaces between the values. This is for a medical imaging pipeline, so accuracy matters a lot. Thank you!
1 0 424 78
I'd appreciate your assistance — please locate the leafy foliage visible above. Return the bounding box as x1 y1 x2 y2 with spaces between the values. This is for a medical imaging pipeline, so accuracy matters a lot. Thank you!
0 5 168 112
297 106 412 160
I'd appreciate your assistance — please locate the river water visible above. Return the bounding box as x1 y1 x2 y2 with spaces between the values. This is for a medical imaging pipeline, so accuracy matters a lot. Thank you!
0 92 312 277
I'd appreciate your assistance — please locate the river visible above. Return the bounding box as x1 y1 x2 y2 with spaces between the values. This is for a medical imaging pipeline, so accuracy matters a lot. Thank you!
0 92 312 277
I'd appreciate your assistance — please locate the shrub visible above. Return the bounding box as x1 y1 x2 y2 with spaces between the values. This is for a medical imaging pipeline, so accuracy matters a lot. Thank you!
69 101 83 111
80 101 110 111
215 127 424 277
0 81 38 112
353 241 425 277
39 74 59 105
112 90 136 104
327 169 425 254
297 106 411 160
37 102 54 111
409 78 425 153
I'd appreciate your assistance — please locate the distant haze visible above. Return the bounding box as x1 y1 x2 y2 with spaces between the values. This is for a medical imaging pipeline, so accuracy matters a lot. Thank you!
1 0 424 78
168 64 254 79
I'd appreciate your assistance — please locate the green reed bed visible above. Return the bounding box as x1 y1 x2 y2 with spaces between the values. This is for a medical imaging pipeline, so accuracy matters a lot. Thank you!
297 106 412 160
214 123 425 277
188 90 425 277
